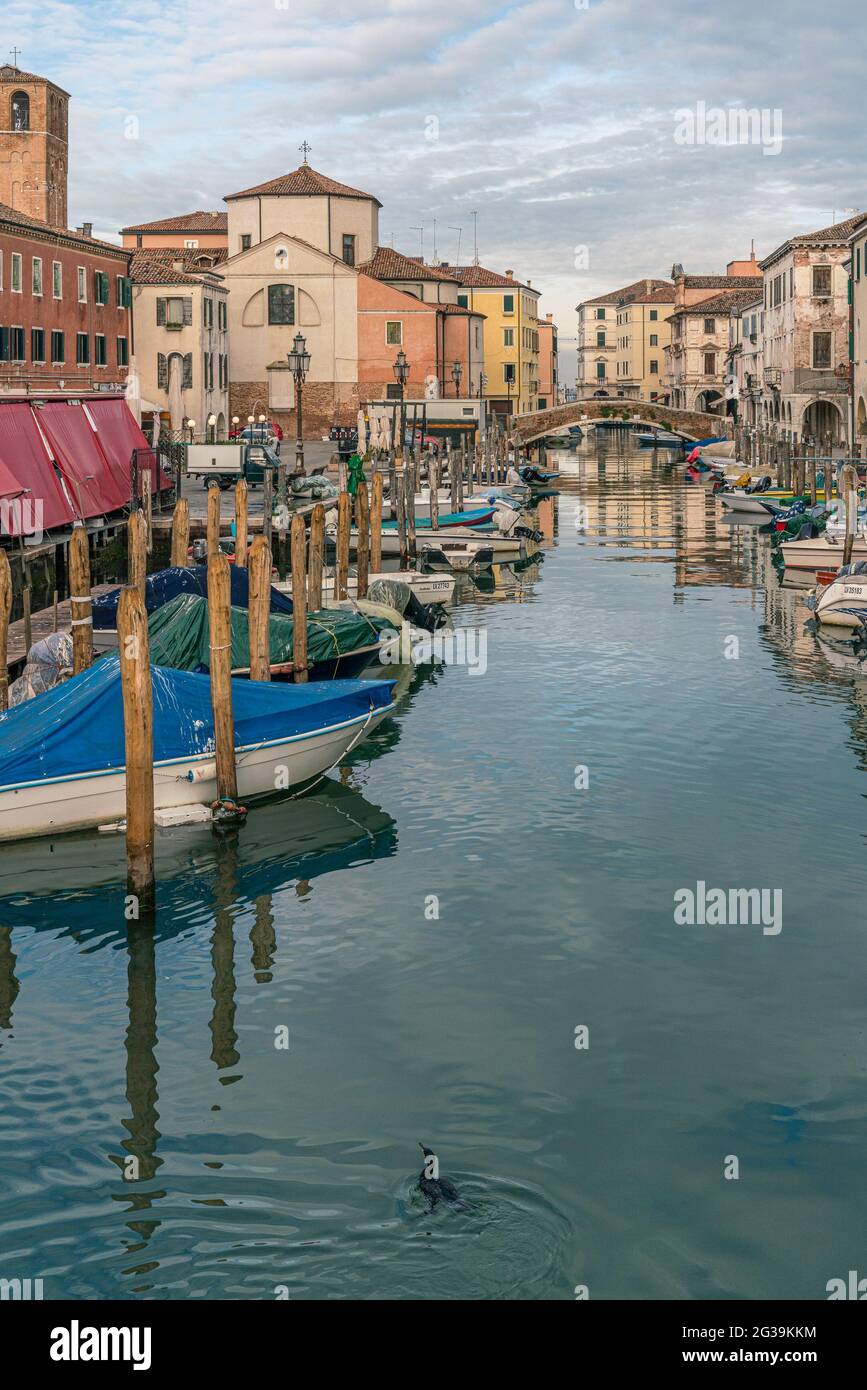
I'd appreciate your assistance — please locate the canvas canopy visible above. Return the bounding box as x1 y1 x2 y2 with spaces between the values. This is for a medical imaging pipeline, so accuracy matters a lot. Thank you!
146 594 386 672
0 656 395 788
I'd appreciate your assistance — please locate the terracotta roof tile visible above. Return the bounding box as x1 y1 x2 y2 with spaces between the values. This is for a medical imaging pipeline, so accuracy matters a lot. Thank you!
129 252 224 287
669 289 764 317
225 164 381 206
0 200 129 256
0 64 68 92
121 210 227 234
760 214 865 268
359 246 459 283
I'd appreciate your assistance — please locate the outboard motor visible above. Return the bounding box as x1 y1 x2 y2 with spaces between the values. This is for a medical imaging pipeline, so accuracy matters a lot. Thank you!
515 523 544 542
749 475 773 494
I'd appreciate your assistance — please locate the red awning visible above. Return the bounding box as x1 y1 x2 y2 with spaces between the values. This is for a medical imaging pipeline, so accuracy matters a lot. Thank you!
0 403 76 531
86 398 170 494
36 401 129 516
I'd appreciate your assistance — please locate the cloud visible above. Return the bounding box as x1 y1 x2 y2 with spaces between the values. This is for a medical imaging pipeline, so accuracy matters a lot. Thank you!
7 0 865 346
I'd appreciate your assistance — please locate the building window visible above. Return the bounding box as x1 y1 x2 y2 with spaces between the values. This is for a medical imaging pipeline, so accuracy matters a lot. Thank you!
94 271 109 305
32 257 43 296
650 359 659 375
650 333 658 346
704 352 716 375
342 234 356 267
184 239 199 249
31 327 45 363
596 360 606 380
704 318 715 334
267 283 295 325
51 330 65 364
204 297 213 329
11 90 29 131
11 327 25 362
77 267 87 303
457 293 468 309
53 261 62 298
240 234 252 252
503 294 514 314
812 265 832 298
812 332 832 369
76 332 90 365
504 363 516 384
650 309 658 321
11 253 22 293
596 307 606 319
596 331 606 347
503 328 514 347
94 334 107 366
385 320 403 345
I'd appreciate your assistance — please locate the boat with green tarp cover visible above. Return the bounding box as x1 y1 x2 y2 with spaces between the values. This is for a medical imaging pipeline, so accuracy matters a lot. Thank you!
147 593 388 680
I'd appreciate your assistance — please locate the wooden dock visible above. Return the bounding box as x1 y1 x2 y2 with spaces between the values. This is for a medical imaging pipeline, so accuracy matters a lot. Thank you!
6 584 117 669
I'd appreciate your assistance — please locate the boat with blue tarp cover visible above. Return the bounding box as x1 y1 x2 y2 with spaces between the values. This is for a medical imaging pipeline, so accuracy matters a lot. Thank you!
91 565 295 652
0 658 396 841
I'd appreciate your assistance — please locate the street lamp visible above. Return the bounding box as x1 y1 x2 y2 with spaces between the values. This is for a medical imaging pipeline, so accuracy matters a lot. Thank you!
287 331 312 475
451 360 463 398
207 412 216 442
186 418 196 443
393 349 410 450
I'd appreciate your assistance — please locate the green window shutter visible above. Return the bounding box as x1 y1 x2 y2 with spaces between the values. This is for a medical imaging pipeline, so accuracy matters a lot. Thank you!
0 327 9 361
156 297 166 326
183 352 193 388
183 298 193 326
157 353 167 388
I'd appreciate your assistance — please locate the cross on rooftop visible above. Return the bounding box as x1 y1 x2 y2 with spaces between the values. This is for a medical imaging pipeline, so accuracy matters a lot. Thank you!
9 47 22 68
299 140 312 164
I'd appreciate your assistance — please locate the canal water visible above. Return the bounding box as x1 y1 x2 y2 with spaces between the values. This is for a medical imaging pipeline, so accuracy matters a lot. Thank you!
2 430 867 1300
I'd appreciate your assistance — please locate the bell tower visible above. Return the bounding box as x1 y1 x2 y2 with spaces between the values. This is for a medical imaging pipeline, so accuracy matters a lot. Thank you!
0 58 69 225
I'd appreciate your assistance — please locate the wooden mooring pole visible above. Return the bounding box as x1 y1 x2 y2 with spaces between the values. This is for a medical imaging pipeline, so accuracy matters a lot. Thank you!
356 480 370 599
0 550 10 712
307 504 325 611
370 471 383 577
336 490 351 600
248 534 272 682
207 482 221 561
235 479 248 567
128 509 147 595
207 552 238 800
117 585 155 915
262 467 274 547
170 497 190 567
290 512 308 683
429 459 440 531
69 520 93 674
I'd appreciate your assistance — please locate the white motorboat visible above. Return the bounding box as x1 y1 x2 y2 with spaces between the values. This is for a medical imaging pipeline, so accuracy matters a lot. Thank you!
719 491 791 516
814 567 867 629
276 568 456 606
0 659 396 843
780 531 867 571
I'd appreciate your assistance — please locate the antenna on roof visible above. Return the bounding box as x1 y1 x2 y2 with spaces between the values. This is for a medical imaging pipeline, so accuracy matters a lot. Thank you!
432 217 439 265
471 211 479 265
449 226 462 265
298 140 312 165
410 225 424 260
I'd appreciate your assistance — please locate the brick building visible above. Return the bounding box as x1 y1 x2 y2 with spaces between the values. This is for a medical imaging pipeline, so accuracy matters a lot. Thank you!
1 201 132 394
0 62 68 226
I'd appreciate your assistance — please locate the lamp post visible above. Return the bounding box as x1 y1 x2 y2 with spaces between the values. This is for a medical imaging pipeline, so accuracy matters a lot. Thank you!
186 418 196 444
393 349 409 452
287 331 311 476
451 360 463 398
207 413 216 442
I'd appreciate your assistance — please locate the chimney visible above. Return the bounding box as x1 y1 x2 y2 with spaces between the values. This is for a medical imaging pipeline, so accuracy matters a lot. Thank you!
505 269 513 278
80 222 93 238
546 312 553 322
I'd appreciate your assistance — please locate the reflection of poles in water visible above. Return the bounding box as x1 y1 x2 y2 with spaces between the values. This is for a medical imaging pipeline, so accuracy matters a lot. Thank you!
116 922 162 1246
210 839 240 1077
250 894 276 984
0 925 20 1032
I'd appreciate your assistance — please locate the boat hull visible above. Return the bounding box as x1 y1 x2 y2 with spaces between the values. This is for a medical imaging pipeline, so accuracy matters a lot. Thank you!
0 705 394 843
780 535 867 571
815 576 867 628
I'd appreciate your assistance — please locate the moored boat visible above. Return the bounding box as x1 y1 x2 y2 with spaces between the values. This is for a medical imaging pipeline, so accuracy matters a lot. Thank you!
0 659 396 842
814 564 867 629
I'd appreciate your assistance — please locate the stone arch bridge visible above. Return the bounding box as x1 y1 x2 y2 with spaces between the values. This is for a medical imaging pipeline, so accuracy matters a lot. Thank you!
513 400 734 446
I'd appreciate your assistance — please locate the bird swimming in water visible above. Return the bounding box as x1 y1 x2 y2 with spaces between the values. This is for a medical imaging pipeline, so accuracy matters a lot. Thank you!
417 1143 466 1209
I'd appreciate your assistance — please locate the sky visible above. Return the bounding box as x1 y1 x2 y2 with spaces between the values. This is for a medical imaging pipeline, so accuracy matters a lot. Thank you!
5 0 866 359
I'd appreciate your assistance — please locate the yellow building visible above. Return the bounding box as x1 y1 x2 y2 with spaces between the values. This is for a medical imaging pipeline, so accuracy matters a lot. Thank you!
439 263 541 417
614 284 674 398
